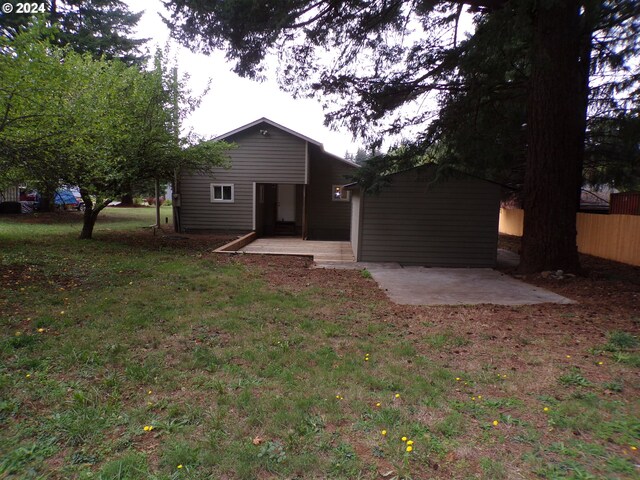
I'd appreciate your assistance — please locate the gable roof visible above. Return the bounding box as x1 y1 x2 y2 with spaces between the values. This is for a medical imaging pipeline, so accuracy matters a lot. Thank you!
214 117 359 169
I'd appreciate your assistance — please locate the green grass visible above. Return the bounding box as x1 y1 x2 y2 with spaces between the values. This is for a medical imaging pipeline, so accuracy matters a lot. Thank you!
1 209 639 479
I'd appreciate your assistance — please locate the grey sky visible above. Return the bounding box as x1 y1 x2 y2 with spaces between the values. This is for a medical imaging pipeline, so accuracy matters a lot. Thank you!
124 0 360 157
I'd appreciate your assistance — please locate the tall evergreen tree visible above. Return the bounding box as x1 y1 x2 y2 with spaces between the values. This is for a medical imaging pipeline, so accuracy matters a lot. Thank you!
0 0 147 65
163 0 639 273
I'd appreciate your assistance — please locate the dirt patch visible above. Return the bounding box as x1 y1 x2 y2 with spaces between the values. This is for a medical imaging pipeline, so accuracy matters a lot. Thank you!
97 230 238 253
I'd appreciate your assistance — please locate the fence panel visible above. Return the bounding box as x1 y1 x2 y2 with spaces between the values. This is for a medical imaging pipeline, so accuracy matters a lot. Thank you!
499 208 640 267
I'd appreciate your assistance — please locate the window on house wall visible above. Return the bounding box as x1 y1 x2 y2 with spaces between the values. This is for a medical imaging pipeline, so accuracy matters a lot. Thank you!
332 185 350 201
211 184 234 202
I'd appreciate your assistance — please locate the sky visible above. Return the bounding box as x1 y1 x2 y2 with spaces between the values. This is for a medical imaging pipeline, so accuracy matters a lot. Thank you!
123 0 360 157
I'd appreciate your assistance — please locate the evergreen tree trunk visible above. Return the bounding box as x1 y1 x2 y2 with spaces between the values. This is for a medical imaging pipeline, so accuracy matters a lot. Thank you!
120 192 134 206
519 0 583 273
38 186 56 212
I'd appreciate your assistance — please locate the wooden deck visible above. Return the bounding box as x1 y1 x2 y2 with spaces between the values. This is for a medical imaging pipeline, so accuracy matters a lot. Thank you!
239 237 355 262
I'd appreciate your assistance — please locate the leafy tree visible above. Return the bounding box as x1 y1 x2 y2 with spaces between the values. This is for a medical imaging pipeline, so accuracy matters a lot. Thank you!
163 0 640 273
0 0 147 65
0 21 230 239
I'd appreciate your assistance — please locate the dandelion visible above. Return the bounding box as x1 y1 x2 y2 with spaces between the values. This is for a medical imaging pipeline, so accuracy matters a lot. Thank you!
60 311 65 315
335 395 343 400
148 390 152 395
477 395 482 399
455 377 461 381
597 361 603 365
406 446 413 452
395 393 400 398
381 430 387 436
566 355 571 358
143 425 154 432
376 402 381 407
25 373 31 378
15 331 22 337
177 464 183 469
630 446 637 451
401 436 407 442
407 440 414 446
37 328 45 333
502 374 507 378
492 420 499 426
471 397 476 401
543 407 550 412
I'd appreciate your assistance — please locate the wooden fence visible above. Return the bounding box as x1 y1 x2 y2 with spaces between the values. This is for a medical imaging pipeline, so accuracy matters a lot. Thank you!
499 208 640 267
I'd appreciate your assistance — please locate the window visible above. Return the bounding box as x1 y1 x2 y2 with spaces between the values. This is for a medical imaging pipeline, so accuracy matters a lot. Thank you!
211 184 234 202
332 185 350 201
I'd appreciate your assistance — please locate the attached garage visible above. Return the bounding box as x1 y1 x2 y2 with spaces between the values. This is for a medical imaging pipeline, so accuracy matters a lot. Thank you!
347 165 501 267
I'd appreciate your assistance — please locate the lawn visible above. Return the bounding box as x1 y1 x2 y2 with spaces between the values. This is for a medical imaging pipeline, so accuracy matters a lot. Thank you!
1 208 639 479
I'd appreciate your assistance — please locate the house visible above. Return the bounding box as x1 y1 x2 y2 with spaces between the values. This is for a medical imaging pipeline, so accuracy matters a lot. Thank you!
347 165 501 267
174 118 358 239
0 185 19 202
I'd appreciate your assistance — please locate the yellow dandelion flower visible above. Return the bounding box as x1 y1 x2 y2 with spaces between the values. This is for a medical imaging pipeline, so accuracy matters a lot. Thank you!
455 377 461 381
502 374 507 378
60 311 65 315
543 407 549 412
492 420 499 426
143 425 154 431
407 440 414 446
401 436 407 442
148 390 152 395
597 361 603 365
25 373 31 378
177 464 183 469
37 328 45 333
364 357 369 361
566 355 571 358
376 402 381 407
471 397 476 401
477 395 482 399
395 393 400 398
381 430 387 436
406 446 413 452
630 446 637 451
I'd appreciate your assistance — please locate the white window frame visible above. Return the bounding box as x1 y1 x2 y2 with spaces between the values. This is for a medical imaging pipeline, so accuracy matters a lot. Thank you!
332 184 350 202
211 183 234 203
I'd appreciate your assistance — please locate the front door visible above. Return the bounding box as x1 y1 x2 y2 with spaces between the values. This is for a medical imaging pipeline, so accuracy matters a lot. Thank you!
277 184 296 222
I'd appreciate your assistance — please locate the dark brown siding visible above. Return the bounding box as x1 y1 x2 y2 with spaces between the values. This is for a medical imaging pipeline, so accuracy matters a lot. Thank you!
359 169 500 266
306 147 357 240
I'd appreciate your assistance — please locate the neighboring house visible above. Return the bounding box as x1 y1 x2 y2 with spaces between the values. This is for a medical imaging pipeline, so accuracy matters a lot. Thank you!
174 118 358 239
0 185 19 202
347 165 501 267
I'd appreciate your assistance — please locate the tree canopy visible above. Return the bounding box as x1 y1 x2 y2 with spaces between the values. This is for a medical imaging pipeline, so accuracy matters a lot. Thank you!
0 20 230 239
0 0 148 64
164 0 640 273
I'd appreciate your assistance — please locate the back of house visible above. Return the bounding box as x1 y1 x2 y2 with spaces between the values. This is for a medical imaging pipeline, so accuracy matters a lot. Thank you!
174 118 357 240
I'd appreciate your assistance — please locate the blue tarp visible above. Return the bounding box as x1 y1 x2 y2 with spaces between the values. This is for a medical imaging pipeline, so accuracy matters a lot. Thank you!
54 189 78 206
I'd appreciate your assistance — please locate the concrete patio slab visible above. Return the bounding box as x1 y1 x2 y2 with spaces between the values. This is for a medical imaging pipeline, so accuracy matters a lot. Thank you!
235 238 572 306
361 264 574 306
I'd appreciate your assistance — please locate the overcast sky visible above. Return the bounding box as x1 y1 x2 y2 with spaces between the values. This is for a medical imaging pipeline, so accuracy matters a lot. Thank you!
123 0 361 157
